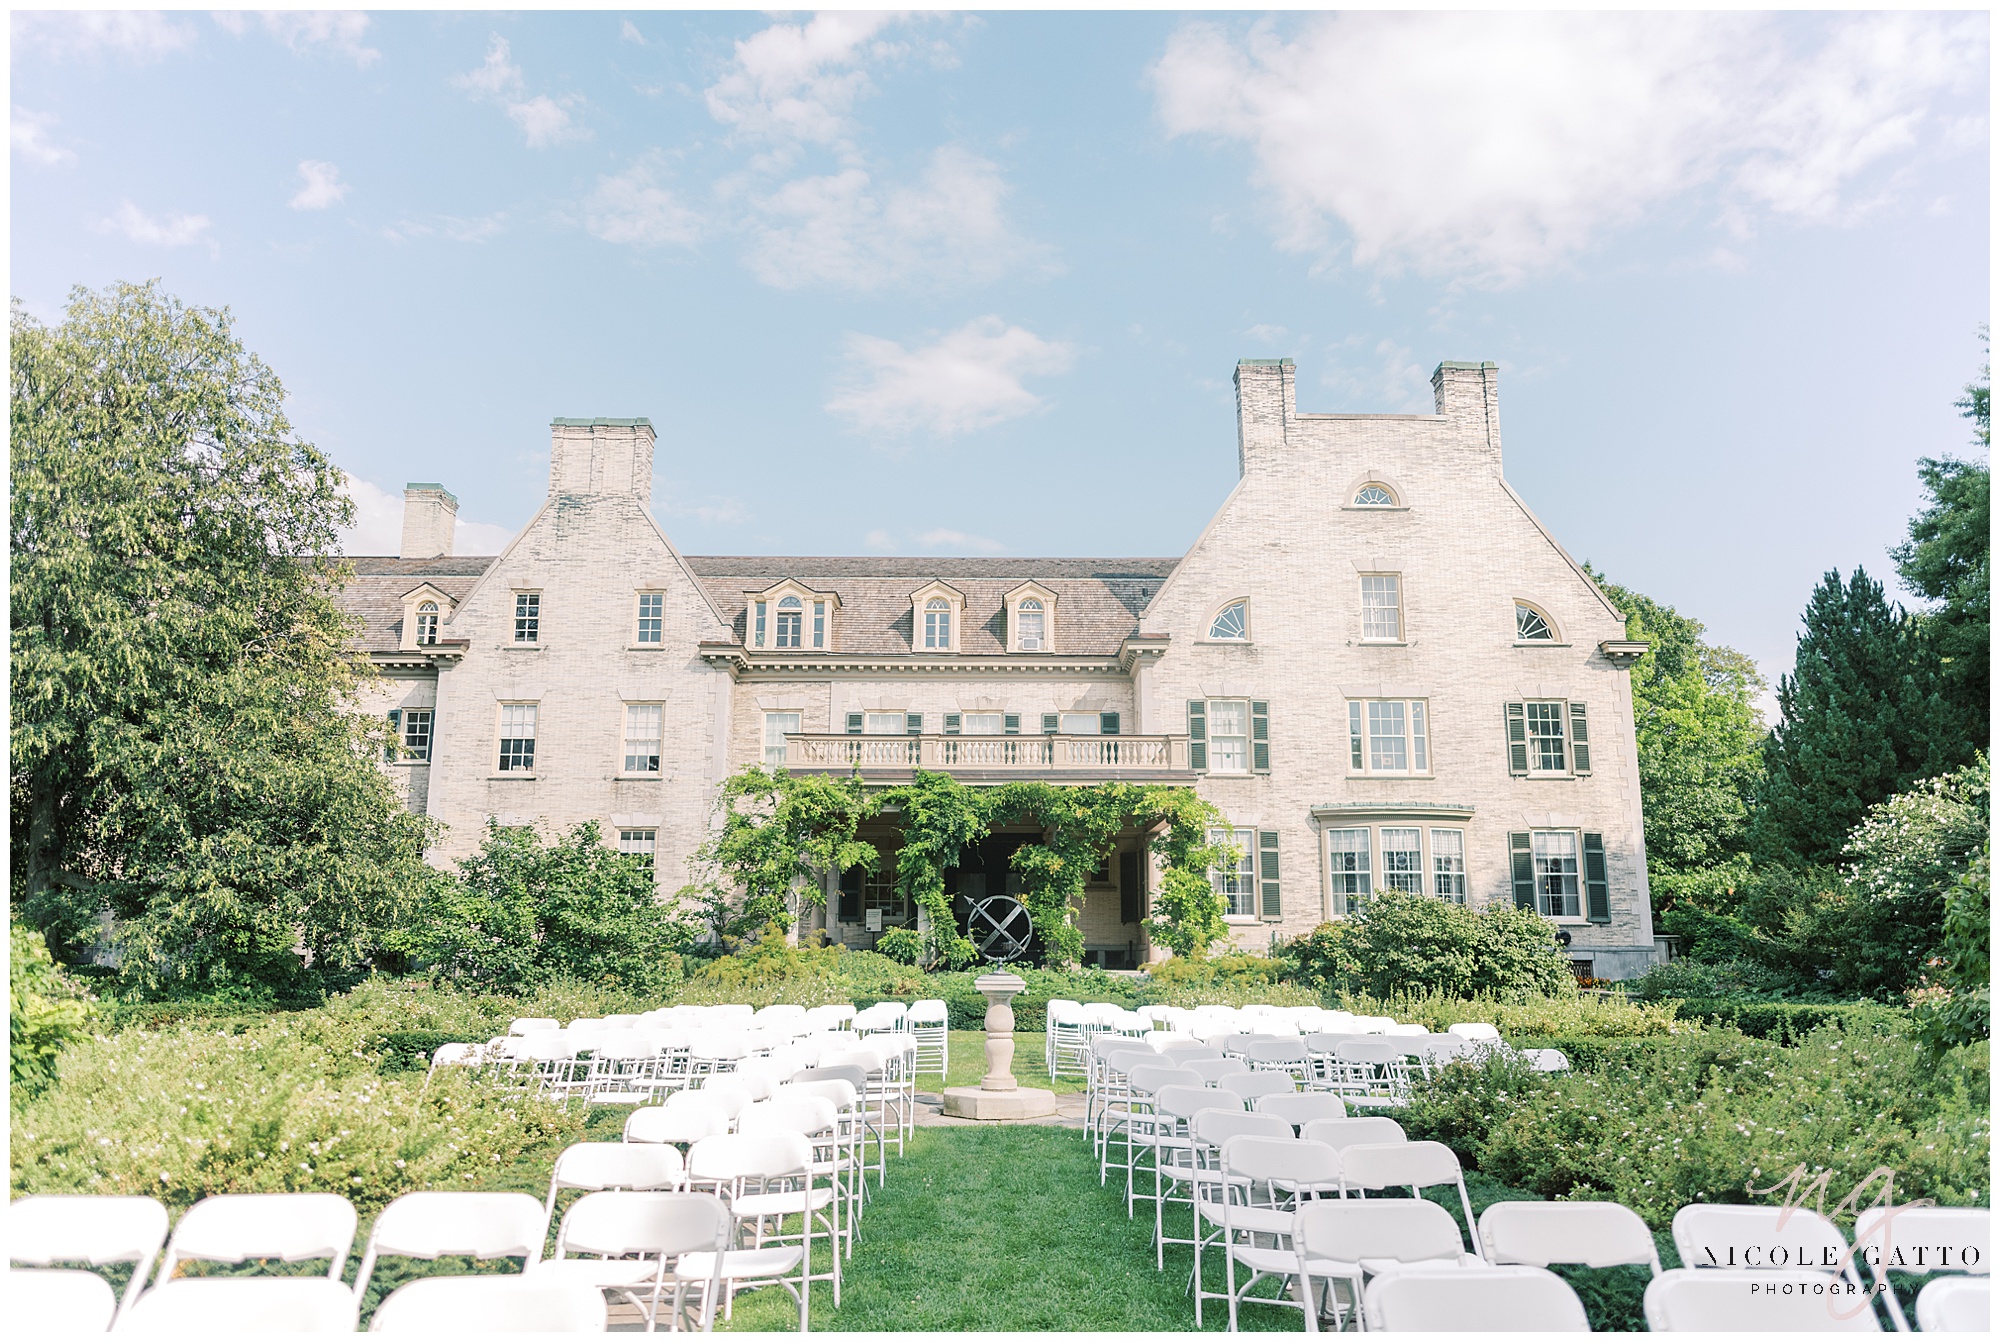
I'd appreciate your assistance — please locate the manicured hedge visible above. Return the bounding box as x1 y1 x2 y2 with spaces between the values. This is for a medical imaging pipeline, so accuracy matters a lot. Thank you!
1663 997 1908 1041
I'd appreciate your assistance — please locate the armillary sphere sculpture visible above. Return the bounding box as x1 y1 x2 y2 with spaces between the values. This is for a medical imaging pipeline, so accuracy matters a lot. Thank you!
967 895 1033 964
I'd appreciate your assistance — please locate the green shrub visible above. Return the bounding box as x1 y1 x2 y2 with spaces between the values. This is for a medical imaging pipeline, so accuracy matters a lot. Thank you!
1664 998 1909 1042
1280 894 1577 1001
1627 956 1809 1003
11 920 95 1100
1912 841 1992 1052
1344 989 1682 1039
875 927 924 966
1399 1046 1547 1155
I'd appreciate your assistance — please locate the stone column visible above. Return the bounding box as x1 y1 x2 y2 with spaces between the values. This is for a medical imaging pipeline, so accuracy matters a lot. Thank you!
977 971 1024 1091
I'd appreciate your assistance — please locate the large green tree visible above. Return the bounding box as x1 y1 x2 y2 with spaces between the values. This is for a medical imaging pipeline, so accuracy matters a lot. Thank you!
10 282 435 995
1751 568 1957 868
1892 339 1989 748
1588 571 1766 891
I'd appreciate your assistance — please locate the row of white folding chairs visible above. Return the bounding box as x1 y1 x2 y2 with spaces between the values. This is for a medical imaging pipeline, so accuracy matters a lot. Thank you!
458 1027 901 1108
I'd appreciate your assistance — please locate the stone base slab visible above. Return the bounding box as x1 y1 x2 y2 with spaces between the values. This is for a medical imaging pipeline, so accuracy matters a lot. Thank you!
940 1085 1058 1120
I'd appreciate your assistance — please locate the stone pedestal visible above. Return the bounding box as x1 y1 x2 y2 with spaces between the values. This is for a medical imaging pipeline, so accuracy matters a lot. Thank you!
941 970 1056 1120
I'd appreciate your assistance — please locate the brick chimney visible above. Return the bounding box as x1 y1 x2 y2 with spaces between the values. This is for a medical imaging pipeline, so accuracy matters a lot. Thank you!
549 417 655 499
1432 361 1502 463
1232 359 1295 476
399 483 458 560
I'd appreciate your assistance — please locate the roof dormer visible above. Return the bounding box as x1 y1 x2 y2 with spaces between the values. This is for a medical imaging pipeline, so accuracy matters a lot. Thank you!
398 582 457 652
747 579 840 652
1003 580 1059 654
909 579 966 655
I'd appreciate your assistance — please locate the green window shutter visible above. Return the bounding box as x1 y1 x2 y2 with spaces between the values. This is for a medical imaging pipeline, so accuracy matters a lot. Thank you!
1100 711 1121 736
838 868 862 920
906 712 924 735
1251 700 1270 773
1505 702 1529 775
385 709 401 762
1119 851 1141 925
1583 833 1611 922
943 713 962 735
1187 700 1207 771
1510 832 1536 910
1041 713 1060 734
1569 703 1592 774
846 712 864 735
1003 713 1021 735
1258 831 1282 920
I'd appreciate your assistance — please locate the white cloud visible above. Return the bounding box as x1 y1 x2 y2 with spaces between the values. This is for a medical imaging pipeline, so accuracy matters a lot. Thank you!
339 477 514 556
1318 338 1435 413
13 11 194 62
859 527 1007 555
454 35 589 148
705 11 898 147
382 213 506 245
586 155 703 248
289 160 348 210
102 200 212 248
1152 12 1986 283
827 317 1076 438
12 108 74 165
251 12 380 66
746 145 1044 291
619 20 646 46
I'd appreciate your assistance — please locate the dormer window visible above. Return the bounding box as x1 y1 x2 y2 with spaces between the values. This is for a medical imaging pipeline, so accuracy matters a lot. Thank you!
924 599 951 649
1516 602 1556 641
776 596 803 648
397 583 457 652
1003 581 1058 654
415 602 439 646
1355 484 1397 507
1208 599 1249 641
750 582 837 651
1018 599 1045 650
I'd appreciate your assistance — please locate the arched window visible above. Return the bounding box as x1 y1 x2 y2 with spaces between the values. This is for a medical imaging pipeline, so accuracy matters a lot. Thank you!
1354 483 1396 507
415 601 439 646
1017 597 1045 651
776 595 803 648
1516 603 1555 641
924 597 952 649
1209 600 1248 641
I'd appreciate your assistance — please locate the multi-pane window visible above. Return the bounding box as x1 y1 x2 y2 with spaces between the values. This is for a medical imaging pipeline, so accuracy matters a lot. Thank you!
1327 828 1373 915
636 593 664 643
1526 701 1568 772
1207 699 1250 773
776 596 803 648
1360 575 1402 641
415 601 439 645
752 601 767 647
1516 604 1553 641
1354 484 1396 507
864 711 907 735
924 598 952 649
1347 699 1429 775
1017 598 1045 651
863 852 906 921
1534 831 1581 917
514 592 540 643
1059 712 1100 735
623 703 663 774
961 712 1005 735
764 711 801 765
1208 600 1248 640
618 828 657 869
497 703 537 772
1208 826 1256 917
1381 827 1424 893
1431 828 1467 903
812 601 827 649
402 709 434 761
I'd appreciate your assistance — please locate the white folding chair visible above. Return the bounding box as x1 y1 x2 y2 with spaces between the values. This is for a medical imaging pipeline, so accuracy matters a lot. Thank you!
907 1000 949 1080
1254 1092 1348 1129
1292 1197 1483 1333
777 1078 867 1250
1300 1115 1407 1152
352 1191 547 1302
8 1193 170 1327
1331 1038 1413 1105
532 1189 733 1332
1219 1071 1296 1105
1644 1267 1884 1331
1852 1204 1988 1331
154 1192 357 1284
1365 1264 1590 1331
1213 1135 1344 1332
1186 1109 1289 1326
733 1104 846 1305
1142 1085 1235 1266
511 1017 560 1036
1337 1141 1483 1258
1916 1277 1990 1333
1671 1203 1867 1292
802 1005 854 1033
680 1135 815 1331
545 1143 687 1228
124 1277 361 1333
628 1099 731 1146
1523 1047 1572 1073
15 1268 118 1333
369 1275 608 1333
1479 1200 1662 1275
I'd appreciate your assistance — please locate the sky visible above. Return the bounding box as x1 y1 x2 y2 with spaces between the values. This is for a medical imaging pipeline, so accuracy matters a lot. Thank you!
9 9 1991 711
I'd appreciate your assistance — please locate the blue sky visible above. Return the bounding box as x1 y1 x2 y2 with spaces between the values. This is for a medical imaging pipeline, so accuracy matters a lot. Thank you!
10 10 1990 706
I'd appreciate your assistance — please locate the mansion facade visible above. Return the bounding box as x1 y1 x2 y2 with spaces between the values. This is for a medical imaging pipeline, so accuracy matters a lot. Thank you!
343 359 1663 980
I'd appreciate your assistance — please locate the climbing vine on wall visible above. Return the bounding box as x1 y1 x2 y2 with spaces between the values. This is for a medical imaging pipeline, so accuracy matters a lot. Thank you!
687 765 1234 967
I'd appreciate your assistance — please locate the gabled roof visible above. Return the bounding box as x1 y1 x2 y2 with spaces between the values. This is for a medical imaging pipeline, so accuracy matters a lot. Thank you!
340 556 494 653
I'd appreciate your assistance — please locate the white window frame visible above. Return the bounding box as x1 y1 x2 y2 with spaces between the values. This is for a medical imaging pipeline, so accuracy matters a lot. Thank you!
775 595 804 649
635 592 664 645
496 701 538 774
1208 826 1257 919
617 827 657 870
1205 598 1250 642
1205 698 1252 775
1017 598 1046 651
1515 601 1558 643
811 600 827 650
622 703 663 775
1379 826 1424 895
1533 829 1583 919
1326 827 1373 916
863 850 908 923
1346 698 1430 776
961 712 1005 735
923 598 952 650
414 602 439 646
1058 712 1101 735
1359 574 1403 642
1353 482 1398 508
1525 700 1569 774
513 591 541 644
863 711 908 736
764 710 802 765
1431 828 1467 903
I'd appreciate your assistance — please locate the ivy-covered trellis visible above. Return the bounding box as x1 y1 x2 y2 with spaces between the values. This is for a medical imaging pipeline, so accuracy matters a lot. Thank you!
679 766 1238 967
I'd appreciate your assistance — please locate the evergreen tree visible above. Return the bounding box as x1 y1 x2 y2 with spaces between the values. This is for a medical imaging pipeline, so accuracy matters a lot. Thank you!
1751 567 1958 867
